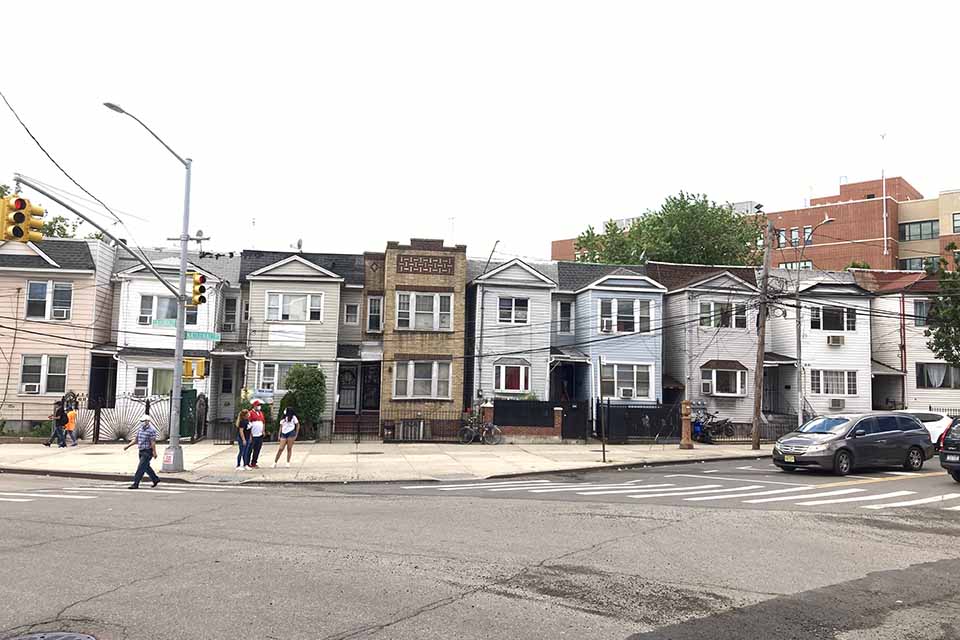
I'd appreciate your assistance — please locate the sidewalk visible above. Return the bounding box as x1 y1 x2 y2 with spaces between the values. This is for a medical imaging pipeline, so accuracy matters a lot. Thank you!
0 441 772 484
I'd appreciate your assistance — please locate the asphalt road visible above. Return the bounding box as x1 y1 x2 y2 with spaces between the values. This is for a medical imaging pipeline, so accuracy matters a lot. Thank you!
1 459 958 640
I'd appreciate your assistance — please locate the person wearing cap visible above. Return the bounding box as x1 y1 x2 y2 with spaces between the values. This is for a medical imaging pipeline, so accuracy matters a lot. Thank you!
124 415 160 489
247 400 266 468
44 401 68 448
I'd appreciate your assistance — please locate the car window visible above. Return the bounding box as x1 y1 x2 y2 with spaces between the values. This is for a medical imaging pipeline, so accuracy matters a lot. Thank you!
799 417 850 434
948 423 960 439
896 416 922 431
908 412 940 423
855 418 877 435
875 416 900 433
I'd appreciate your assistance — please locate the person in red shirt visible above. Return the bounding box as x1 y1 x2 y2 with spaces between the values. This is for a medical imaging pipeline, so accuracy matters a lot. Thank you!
247 400 266 468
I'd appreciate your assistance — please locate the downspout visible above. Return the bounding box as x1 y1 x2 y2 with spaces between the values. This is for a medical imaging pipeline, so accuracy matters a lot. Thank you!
900 293 907 407
475 241 499 407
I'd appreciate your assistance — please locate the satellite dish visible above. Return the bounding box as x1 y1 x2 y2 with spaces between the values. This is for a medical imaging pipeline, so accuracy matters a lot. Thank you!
196 229 204 238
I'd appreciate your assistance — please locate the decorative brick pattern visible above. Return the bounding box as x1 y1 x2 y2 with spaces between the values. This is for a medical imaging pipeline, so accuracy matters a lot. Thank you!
397 254 455 275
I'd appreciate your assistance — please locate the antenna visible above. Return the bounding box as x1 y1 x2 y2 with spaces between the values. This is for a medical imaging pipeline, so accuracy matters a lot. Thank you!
297 239 303 252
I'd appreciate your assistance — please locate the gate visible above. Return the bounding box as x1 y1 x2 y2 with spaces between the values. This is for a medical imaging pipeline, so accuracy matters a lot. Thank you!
560 401 589 440
598 400 681 444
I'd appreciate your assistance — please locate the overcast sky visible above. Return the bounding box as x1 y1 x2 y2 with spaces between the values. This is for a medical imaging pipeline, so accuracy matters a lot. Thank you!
2 1 957 262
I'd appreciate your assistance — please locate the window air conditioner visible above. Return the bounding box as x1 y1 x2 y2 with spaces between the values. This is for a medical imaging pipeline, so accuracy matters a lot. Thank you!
827 335 845 347
701 381 712 395
829 398 845 410
619 387 634 399
138 314 153 325
223 323 236 333
52 308 70 320
22 383 40 395
600 318 614 333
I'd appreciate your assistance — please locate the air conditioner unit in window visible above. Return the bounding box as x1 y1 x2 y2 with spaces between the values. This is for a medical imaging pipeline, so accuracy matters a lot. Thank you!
701 381 712 395
600 318 614 333
619 387 634 399
827 335 845 346
138 314 153 325
829 398 845 410
52 308 70 320
22 383 40 395
223 323 236 333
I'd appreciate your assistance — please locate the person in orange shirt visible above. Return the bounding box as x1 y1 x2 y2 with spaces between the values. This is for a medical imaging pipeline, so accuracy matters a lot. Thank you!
65 405 78 446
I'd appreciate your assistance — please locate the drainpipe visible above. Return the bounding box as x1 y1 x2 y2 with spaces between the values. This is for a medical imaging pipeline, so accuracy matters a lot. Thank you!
900 293 907 407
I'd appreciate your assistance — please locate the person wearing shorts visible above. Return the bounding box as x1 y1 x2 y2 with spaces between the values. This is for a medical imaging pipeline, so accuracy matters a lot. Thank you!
65 405 78 446
273 407 299 468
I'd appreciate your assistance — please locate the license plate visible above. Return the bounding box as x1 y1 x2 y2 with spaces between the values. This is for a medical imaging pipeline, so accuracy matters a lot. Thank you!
784 455 796 463
947 454 960 462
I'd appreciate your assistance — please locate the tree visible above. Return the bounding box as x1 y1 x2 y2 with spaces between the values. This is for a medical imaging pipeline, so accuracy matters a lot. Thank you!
0 184 9 198
846 260 871 270
280 365 327 430
574 192 762 265
41 215 80 238
925 245 960 368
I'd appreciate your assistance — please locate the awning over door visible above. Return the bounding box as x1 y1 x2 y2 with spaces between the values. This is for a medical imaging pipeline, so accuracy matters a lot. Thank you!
871 360 906 376
701 359 748 371
550 346 590 363
763 351 796 367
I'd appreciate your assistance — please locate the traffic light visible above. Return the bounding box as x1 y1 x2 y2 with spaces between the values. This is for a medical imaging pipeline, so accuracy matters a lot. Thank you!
190 272 207 305
4 197 44 243
182 358 207 379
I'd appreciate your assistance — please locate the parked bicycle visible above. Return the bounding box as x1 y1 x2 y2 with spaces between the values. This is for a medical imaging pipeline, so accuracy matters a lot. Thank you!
458 412 504 445
692 410 735 443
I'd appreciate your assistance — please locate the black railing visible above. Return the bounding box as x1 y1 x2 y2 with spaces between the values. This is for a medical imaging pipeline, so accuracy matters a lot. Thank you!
381 409 464 442
493 400 555 427
598 400 682 444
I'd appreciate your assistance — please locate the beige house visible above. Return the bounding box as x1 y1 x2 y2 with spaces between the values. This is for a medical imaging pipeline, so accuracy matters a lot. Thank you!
897 189 960 270
0 239 115 428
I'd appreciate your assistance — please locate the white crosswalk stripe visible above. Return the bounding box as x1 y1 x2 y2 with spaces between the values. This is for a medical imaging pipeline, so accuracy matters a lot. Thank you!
63 487 186 495
744 488 864 504
944 505 960 511
486 483 586 492
864 494 960 509
527 484 636 493
0 491 96 500
404 480 551 490
628 485 764 499
684 487 812 502
575 484 684 495
796 491 915 506
0 497 32 502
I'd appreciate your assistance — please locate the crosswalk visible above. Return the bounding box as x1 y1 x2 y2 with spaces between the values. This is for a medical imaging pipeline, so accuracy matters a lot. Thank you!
0 482 260 503
401 477 960 512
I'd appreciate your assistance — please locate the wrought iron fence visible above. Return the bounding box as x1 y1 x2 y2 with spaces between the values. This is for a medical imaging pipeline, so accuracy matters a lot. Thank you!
597 400 682 444
381 409 464 442
707 420 796 444
492 400 555 427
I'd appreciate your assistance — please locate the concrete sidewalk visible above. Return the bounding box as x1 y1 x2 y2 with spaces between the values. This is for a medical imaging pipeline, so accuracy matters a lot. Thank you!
0 441 772 484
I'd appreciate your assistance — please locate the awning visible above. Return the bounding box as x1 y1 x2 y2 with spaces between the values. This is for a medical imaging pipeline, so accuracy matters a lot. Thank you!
550 346 590 363
763 351 796 367
211 342 247 357
663 375 685 390
701 359 748 371
91 343 118 355
337 344 360 360
117 346 210 359
872 360 906 376
338 343 384 361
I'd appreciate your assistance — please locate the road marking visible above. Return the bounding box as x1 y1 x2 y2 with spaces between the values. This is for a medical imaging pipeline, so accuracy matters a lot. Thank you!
403 480 551 490
434 481 553 491
0 497 32 502
702 470 720 474
744 488 865 503
796 491 915 506
735 466 754 470
574 484 682 495
684 487 812 501
816 471 941 489
884 471 919 476
628 485 764 499
486 483 586 492
664 473 810 487
65 485 228 493
863 493 960 509
63 487 185 495
0 492 95 500
944 505 960 511
527 484 643 493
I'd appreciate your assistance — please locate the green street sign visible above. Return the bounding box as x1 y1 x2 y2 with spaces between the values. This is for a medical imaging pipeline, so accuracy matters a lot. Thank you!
152 318 178 328
185 331 221 341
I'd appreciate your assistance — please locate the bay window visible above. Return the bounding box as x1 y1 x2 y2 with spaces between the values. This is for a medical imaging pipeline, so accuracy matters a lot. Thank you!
599 363 653 400
494 360 531 393
396 292 453 331
394 360 451 399
700 368 747 396
810 370 857 395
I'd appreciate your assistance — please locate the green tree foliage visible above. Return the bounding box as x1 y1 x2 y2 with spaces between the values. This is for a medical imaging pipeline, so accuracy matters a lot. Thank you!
41 214 79 238
575 192 762 266
280 365 327 428
925 245 960 368
846 260 871 270
0 184 9 198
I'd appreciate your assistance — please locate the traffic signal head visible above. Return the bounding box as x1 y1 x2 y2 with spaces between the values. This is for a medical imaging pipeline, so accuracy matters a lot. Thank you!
190 272 207 305
4 197 44 243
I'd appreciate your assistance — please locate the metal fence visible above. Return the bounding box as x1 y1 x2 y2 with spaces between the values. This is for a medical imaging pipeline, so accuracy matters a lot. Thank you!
930 406 960 418
707 420 796 444
381 409 464 442
598 400 682 444
493 400 555 427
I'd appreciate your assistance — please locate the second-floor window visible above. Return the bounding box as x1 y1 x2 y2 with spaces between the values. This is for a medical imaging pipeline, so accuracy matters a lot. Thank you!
223 298 238 332
343 303 360 325
810 306 856 331
777 230 786 248
899 220 939 241
914 300 930 327
599 299 651 334
790 227 800 247
498 297 529 324
139 295 197 326
898 257 939 271
396 292 452 331
557 301 574 334
916 363 960 389
699 301 747 329
266 293 323 322
954 212 960 235
803 225 813 245
810 370 857 395
20 354 67 395
367 296 383 332
781 260 813 270
26 281 73 320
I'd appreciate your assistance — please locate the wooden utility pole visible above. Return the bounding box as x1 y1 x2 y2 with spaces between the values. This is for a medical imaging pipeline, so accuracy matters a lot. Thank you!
751 220 775 450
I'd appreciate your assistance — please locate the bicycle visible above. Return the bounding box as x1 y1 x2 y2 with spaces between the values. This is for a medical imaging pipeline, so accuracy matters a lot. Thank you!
458 412 504 445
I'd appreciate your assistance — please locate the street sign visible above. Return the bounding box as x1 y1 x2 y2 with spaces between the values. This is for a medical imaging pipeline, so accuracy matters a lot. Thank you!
185 331 221 341
152 318 178 328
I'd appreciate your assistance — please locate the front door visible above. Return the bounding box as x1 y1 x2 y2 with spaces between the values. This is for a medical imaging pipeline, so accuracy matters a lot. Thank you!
361 363 381 411
338 366 359 412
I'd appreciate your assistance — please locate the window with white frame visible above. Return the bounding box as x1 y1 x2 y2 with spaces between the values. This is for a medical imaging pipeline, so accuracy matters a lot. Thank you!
700 368 747 396
393 361 451 399
223 298 238 332
259 362 317 391
914 300 930 327
396 292 453 331
494 360 531 393
803 225 813 245
699 301 747 329
367 295 383 332
25 281 73 320
810 370 857 395
790 227 800 247
498 297 529 324
134 368 150 397
343 302 360 325
138 295 197 325
916 363 960 389
810 306 856 331
557 301 574 334
20 355 67 394
780 260 812 270
599 298 651 334
243 299 250 321
777 229 786 247
599 363 652 400
266 292 323 322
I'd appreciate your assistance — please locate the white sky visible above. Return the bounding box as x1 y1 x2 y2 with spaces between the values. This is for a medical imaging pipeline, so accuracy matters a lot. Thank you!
2 1 958 262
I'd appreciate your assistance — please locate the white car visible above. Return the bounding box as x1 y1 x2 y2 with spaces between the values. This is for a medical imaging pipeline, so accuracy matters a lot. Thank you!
895 410 954 449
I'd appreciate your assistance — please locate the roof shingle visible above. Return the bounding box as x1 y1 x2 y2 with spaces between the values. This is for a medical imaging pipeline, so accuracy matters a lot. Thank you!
0 239 95 271
239 251 365 285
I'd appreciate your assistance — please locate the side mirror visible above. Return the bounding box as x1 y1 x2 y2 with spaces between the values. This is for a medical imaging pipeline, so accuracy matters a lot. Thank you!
853 429 866 438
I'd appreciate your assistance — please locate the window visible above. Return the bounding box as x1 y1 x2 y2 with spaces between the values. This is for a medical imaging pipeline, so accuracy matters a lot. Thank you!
266 292 322 322
221 363 234 394
810 370 857 395
699 301 747 329
138 295 153 325
393 361 452 398
599 363 653 400
898 220 939 241
954 213 960 235
151 369 174 396
914 300 930 327
494 362 531 393
185 305 198 325
780 260 812 270
790 227 800 247
367 296 383 332
25 281 73 320
803 225 813 245
810 306 856 331
599 299 651 334
261 363 277 390
700 368 747 396
19 354 67 395
916 363 960 389
778 229 786 248
134 368 150 398
260 362 317 391
396 292 453 331
223 298 238 332
498 297 529 324
898 257 939 271
243 300 250 321
343 303 360 325
558 301 574 334
138 295 195 325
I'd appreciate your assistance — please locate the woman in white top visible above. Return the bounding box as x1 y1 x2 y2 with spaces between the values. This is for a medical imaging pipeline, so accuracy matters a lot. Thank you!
273 407 299 468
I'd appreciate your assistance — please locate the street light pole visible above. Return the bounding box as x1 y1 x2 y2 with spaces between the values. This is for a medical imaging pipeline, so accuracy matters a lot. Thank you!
104 102 190 472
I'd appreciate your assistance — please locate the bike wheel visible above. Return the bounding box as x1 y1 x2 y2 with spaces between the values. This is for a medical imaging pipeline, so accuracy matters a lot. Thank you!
483 425 504 445
458 426 476 445
722 424 735 438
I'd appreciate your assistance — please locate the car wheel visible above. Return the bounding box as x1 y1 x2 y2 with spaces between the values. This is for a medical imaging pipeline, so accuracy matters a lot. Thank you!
834 450 853 476
904 447 925 472
951 471 960 484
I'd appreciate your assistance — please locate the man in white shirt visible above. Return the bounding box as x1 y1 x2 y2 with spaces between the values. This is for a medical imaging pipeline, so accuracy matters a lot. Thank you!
247 399 266 468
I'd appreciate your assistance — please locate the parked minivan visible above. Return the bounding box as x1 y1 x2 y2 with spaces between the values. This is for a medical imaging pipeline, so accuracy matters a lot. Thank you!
939 419 960 483
773 413 935 476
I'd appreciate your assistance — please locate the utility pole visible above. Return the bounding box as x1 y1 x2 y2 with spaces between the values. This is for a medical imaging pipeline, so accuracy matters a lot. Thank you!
751 219 774 450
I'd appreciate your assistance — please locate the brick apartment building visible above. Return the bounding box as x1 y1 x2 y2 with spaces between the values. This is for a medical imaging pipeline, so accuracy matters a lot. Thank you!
767 177 960 271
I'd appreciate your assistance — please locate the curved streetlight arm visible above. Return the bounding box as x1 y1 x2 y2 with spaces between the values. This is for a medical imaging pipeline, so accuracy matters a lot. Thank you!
103 103 188 167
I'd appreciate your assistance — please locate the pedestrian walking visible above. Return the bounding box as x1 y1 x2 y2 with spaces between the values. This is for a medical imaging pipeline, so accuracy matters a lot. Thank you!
65 404 78 446
43 401 67 448
124 415 159 489
247 400 266 468
236 409 251 471
273 407 299 468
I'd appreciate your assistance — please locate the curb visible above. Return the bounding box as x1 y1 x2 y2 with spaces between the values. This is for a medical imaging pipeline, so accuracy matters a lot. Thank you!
0 467 194 484
485 453 773 479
